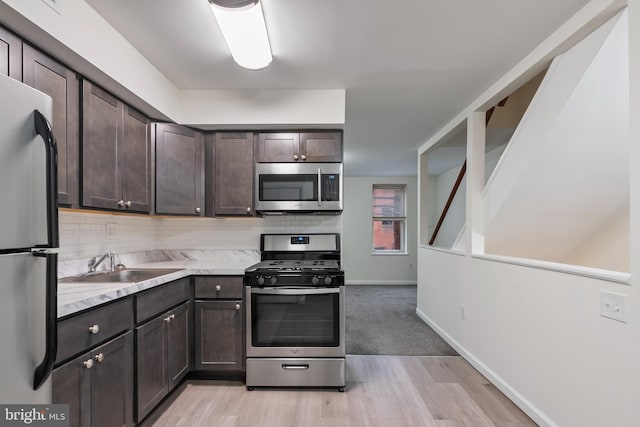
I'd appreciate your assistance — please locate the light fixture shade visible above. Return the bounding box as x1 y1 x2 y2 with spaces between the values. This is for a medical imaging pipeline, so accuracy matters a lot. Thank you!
209 0 273 70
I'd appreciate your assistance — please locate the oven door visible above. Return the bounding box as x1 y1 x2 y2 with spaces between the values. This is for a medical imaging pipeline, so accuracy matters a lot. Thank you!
246 286 345 358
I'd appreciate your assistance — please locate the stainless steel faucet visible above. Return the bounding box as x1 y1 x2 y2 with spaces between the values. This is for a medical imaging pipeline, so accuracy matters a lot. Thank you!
88 252 115 273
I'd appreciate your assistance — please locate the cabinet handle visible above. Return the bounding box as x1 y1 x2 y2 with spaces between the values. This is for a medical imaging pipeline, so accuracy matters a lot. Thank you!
215 285 222 292
124 201 132 208
293 154 299 160
301 154 306 161
195 207 201 214
170 314 176 321
94 353 105 363
246 207 251 214
117 200 125 208
88 324 100 334
83 359 94 369
235 303 241 311
164 315 171 323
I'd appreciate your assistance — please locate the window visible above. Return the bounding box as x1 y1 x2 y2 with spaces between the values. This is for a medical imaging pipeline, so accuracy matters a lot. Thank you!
372 185 406 253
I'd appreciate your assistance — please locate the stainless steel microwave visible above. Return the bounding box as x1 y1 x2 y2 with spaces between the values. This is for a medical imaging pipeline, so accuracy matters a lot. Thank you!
255 163 343 214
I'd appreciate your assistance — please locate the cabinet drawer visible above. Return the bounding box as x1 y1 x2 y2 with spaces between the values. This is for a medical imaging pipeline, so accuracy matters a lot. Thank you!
57 298 133 363
136 278 190 323
194 276 243 299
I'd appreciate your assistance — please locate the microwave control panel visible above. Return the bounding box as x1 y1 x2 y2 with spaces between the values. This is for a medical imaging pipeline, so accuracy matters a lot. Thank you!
321 174 340 201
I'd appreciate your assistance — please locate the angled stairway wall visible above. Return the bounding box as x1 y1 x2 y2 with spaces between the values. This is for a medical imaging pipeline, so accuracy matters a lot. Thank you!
483 11 629 270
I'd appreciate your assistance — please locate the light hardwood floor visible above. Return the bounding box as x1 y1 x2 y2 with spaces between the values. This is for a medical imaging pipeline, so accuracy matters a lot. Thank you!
151 356 536 427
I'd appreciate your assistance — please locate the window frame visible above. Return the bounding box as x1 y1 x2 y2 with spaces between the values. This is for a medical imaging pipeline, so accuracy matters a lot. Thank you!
371 184 407 255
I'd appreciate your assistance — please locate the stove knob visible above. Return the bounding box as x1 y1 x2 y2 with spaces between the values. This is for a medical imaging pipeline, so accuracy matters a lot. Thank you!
256 276 265 286
324 276 333 285
270 276 278 286
311 276 320 286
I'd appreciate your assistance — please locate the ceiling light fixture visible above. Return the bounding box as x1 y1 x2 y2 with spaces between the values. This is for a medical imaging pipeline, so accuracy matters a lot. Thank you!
208 0 272 70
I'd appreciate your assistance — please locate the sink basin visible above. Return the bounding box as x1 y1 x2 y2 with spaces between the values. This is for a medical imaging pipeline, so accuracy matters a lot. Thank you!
60 268 184 284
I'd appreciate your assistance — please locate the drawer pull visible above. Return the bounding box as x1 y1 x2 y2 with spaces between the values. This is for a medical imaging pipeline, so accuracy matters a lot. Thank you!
215 285 222 292
83 359 94 369
235 303 241 311
88 324 100 334
94 353 105 363
282 364 309 370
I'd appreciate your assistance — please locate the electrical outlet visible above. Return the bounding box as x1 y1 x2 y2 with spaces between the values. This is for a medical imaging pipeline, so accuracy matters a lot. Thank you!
600 291 626 323
460 305 466 320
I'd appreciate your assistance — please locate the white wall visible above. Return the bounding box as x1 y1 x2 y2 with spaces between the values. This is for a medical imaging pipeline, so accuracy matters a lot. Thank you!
342 176 417 284
416 1 638 426
564 206 630 271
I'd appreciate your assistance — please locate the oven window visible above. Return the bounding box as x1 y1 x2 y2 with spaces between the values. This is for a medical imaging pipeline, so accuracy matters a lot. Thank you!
251 292 340 347
259 174 318 201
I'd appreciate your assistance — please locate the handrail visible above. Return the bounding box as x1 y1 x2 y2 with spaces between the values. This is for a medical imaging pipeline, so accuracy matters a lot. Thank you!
429 98 507 246
429 161 466 245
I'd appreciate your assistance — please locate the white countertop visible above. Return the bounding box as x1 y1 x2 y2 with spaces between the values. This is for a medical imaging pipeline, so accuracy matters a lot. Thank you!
58 250 260 318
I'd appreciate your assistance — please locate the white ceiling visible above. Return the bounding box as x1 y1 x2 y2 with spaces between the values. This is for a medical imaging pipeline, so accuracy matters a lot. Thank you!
85 0 591 177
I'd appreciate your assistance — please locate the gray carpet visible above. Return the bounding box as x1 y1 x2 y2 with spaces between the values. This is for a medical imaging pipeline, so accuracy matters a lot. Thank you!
345 285 458 356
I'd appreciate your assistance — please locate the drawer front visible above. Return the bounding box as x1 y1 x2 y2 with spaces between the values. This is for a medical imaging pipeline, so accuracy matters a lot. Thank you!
246 358 345 388
136 278 190 323
194 276 243 299
57 297 133 363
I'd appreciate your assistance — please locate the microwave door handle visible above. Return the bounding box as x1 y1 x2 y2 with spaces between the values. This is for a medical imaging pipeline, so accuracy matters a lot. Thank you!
318 168 322 207
34 110 59 249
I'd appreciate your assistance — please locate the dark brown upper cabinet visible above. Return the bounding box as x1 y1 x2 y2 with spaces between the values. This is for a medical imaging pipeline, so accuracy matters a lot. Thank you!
23 45 80 206
205 132 254 216
82 80 150 212
257 131 342 162
155 123 204 216
122 106 152 212
0 26 22 81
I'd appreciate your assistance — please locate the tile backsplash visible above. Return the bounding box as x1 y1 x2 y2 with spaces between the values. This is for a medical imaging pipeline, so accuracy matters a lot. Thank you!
59 210 341 260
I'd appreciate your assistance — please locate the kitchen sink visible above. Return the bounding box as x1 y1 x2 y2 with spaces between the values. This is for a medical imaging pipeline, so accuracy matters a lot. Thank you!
60 268 184 284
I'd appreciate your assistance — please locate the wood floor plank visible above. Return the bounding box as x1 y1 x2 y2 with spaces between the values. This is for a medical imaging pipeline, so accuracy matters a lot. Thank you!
151 356 537 427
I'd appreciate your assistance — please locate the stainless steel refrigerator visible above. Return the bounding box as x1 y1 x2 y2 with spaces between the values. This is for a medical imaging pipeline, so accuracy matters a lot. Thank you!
0 73 59 404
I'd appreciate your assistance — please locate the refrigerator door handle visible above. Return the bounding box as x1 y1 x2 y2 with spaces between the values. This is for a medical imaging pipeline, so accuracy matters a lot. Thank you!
34 110 59 249
33 251 57 390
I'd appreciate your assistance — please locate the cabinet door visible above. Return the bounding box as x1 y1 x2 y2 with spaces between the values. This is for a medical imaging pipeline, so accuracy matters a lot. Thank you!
155 123 205 215
194 300 244 371
0 26 22 80
91 332 134 427
23 45 80 206
53 352 91 427
82 80 122 210
300 132 343 162
135 315 167 422
121 106 150 212
257 132 299 162
167 302 191 389
213 132 254 215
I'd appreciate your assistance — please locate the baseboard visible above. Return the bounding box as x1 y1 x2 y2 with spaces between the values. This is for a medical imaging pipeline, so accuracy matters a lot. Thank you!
415 308 557 427
345 280 417 285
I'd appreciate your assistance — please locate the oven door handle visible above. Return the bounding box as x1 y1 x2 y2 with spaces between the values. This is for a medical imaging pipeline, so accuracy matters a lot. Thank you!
250 287 340 295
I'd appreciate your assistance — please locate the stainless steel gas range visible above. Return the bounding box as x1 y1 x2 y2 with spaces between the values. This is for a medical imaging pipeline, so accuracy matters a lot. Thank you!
244 233 346 391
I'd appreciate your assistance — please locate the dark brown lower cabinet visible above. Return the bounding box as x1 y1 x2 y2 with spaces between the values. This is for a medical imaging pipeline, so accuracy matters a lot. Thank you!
53 332 134 427
194 300 244 371
136 301 190 423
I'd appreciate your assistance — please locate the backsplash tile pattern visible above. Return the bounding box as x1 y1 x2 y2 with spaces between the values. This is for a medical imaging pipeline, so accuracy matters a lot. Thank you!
59 211 341 260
